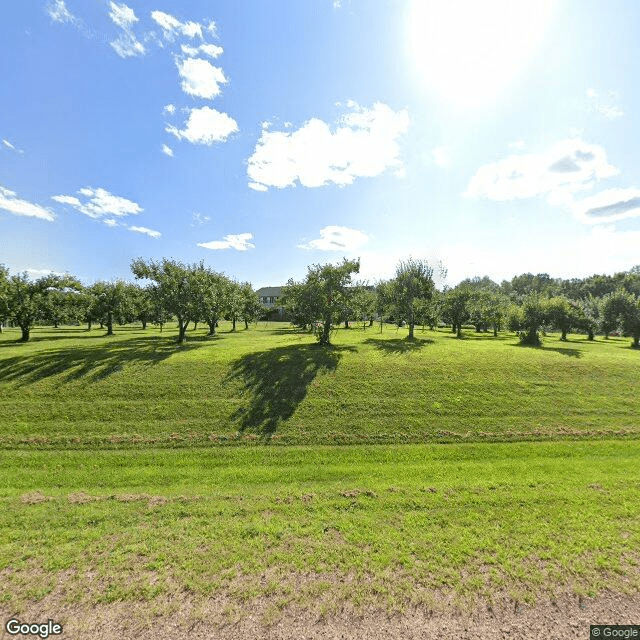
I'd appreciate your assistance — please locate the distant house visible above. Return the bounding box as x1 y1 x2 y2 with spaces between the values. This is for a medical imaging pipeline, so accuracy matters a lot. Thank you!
256 286 285 318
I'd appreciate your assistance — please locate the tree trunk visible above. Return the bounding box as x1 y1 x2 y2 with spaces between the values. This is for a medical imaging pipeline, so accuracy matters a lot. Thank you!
20 326 30 342
344 319 349 329
451 324 456 333
588 330 594 340
177 319 187 343
633 335 640 349
561 330 567 341
106 313 113 336
142 319 147 330
99 322 104 329
369 318 373 326
54 321 59 328
232 318 237 331
87 320 92 331
193 322 198 331
456 325 462 339
207 319 216 335
0 323 3 333
244 319 249 330
493 325 498 337
408 323 415 340
321 319 331 344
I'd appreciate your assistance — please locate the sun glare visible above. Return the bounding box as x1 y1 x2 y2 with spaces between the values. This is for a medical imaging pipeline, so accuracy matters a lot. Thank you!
409 0 555 107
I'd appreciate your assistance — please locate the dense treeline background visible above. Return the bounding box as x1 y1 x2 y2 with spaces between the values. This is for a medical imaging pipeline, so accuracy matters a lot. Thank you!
1 259 639 348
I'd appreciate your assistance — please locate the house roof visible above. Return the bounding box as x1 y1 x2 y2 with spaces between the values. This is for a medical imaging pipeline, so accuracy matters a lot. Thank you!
256 286 283 297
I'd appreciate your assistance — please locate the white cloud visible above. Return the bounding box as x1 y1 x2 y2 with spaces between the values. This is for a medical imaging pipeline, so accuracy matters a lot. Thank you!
45 0 76 24
181 43 223 59
108 2 145 58
25 268 65 278
166 106 238 145
0 185 55 222
508 140 526 150
129 225 161 238
104 219 118 227
161 144 174 157
248 182 268 192
163 104 175 116
297 226 369 251
198 233 255 251
191 212 210 225
586 88 624 120
151 11 203 39
247 101 409 191
2 138 23 154
573 187 640 224
465 138 618 202
52 187 142 219
176 57 227 98
108 2 137 29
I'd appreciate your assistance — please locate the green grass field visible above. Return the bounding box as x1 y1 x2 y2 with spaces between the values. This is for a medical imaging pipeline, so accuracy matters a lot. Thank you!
0 322 638 447
1 322 639 625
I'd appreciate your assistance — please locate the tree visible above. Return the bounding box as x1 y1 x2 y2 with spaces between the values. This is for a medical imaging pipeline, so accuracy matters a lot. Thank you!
350 285 377 329
0 264 9 332
511 294 547 346
285 258 360 345
388 258 442 340
131 258 202 344
546 296 584 341
280 279 319 330
442 285 472 338
224 280 245 331
190 268 229 336
601 289 640 348
91 281 136 335
578 294 601 340
5 272 81 341
239 283 262 329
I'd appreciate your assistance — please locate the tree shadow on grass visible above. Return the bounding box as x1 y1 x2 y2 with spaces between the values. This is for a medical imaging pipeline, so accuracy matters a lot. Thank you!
363 337 434 354
0 335 204 384
510 343 583 358
226 343 356 437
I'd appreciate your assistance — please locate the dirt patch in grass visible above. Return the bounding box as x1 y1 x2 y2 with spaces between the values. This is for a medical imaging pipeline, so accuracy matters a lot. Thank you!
19 491 51 504
2 587 639 640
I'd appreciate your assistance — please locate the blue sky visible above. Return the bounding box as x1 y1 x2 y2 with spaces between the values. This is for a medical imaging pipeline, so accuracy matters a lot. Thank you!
1 0 639 288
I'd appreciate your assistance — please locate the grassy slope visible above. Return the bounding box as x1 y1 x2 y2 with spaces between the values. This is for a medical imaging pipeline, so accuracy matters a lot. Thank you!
0 322 638 447
2 442 639 618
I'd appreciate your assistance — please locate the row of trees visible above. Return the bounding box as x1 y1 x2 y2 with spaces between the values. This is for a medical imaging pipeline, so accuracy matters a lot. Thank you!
281 260 640 348
2 258 639 348
0 260 263 343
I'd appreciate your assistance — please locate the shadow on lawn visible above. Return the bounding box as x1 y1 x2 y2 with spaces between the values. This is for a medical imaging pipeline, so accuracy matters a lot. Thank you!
227 343 356 437
364 337 434 354
0 335 204 384
510 343 583 358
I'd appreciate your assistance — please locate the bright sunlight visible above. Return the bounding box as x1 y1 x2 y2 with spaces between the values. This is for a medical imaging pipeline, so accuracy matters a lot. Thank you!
409 0 555 107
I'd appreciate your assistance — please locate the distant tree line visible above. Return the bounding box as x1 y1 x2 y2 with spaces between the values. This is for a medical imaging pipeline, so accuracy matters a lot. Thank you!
0 259 263 343
281 262 640 349
1 259 639 348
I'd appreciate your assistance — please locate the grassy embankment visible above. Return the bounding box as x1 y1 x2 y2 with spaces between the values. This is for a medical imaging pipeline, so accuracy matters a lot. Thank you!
0 322 638 447
1 322 639 623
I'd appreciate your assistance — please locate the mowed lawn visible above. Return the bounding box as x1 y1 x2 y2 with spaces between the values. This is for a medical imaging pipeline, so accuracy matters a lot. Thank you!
1 442 640 621
0 322 638 446
1 322 639 625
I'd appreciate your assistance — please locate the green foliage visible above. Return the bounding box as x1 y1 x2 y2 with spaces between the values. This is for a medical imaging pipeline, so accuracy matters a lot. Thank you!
282 258 360 344
131 258 204 343
601 289 640 348
350 285 377 329
545 296 585 341
442 285 472 338
512 294 547 346
5 272 81 341
387 258 441 339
